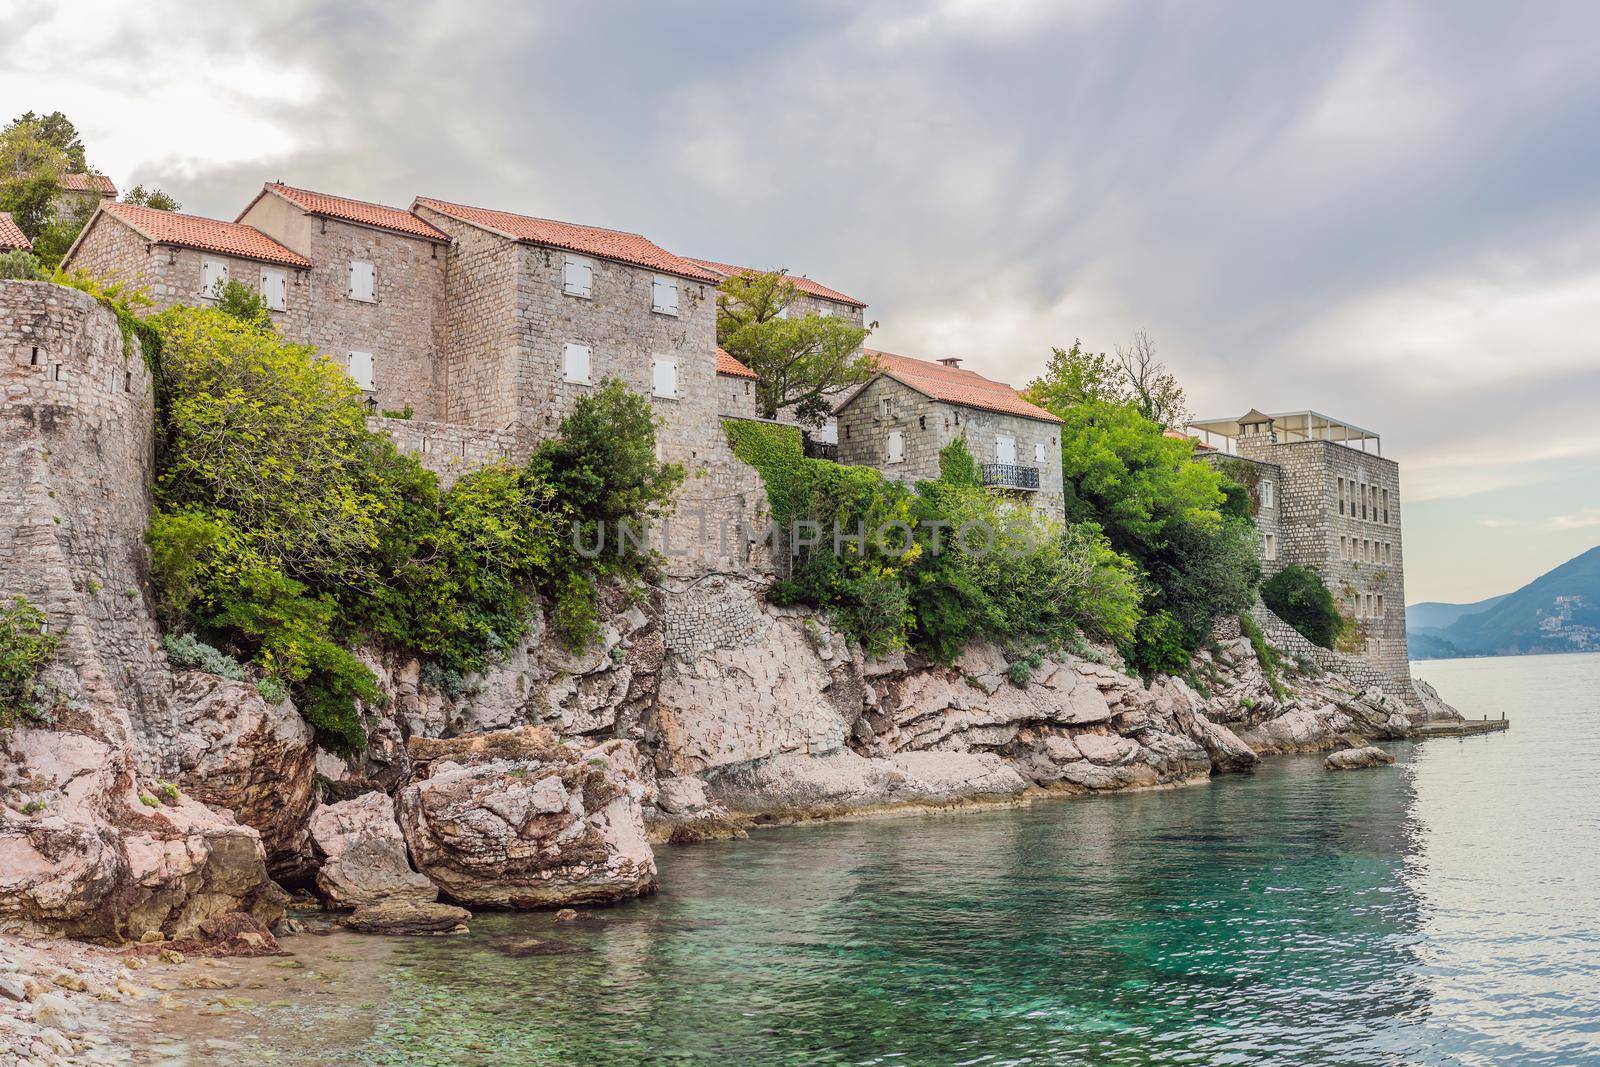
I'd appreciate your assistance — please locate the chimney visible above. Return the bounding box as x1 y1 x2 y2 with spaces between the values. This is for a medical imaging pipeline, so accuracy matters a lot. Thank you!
938 357 962 368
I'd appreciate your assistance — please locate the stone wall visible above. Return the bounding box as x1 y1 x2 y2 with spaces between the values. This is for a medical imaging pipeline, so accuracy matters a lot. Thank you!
240 196 450 421
0 281 168 743
1247 602 1393 695
834 375 1066 517
366 416 521 486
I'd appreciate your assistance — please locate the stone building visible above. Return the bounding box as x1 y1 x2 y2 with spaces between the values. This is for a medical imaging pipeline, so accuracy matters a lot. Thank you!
62 200 313 318
236 183 452 420
0 211 30 252
833 350 1066 518
716 346 761 418
54 172 118 218
1187 409 1410 695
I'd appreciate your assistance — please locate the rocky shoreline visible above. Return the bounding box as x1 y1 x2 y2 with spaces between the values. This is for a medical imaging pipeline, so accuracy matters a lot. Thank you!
0 569 1466 1063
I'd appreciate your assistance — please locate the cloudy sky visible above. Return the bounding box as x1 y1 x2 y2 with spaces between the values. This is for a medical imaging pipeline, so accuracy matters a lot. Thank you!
5 0 1597 604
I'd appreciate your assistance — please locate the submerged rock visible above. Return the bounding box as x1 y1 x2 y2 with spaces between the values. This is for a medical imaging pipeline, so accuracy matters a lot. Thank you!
308 792 436 908
344 900 471 935
398 727 657 908
1325 746 1396 771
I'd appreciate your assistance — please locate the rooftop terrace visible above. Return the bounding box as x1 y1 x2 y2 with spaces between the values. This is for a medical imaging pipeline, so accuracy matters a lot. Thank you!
1186 410 1383 456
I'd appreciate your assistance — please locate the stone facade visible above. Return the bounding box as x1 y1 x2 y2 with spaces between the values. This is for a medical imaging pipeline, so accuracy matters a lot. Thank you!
834 374 1066 518
1231 428 1411 697
238 190 450 420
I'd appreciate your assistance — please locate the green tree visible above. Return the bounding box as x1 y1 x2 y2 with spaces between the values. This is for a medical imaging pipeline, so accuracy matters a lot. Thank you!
212 278 273 330
0 249 45 280
123 184 181 211
715 268 874 425
0 117 68 238
1261 564 1349 649
7 111 86 171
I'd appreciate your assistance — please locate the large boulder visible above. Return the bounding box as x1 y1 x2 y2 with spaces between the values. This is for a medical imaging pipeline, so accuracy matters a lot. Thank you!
398 727 656 908
166 672 317 877
1325 746 1396 771
308 792 436 908
704 747 1028 817
0 725 283 942
344 899 471 935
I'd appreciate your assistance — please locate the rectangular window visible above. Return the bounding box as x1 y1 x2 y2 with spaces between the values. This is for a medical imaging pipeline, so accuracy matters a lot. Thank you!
1260 480 1275 508
563 256 593 298
200 256 228 299
1338 478 1345 515
260 267 287 312
349 260 376 302
1385 542 1392 563
1377 594 1385 618
652 276 679 315
1264 533 1277 560
995 434 1016 466
562 342 591 385
1034 441 1047 464
1340 535 1347 560
819 421 838 445
879 396 892 418
347 351 375 392
1383 489 1390 524
651 356 678 399
887 429 904 464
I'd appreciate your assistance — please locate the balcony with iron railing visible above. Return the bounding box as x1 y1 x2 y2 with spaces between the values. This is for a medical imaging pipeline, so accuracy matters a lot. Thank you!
981 463 1041 491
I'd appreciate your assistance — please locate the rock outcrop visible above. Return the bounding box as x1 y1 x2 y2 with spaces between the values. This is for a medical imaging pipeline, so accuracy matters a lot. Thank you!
308 792 436 908
344 900 471 935
398 726 657 908
166 672 317 877
1325 746 1397 770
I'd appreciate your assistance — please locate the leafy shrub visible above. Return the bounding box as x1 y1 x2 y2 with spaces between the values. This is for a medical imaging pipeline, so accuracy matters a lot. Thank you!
1238 612 1287 699
1124 610 1189 678
256 677 289 705
161 632 246 679
0 249 44 280
1261 564 1347 649
0 597 57 728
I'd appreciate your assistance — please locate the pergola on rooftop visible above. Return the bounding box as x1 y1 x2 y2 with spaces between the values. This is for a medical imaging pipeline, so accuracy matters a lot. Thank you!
1185 410 1383 456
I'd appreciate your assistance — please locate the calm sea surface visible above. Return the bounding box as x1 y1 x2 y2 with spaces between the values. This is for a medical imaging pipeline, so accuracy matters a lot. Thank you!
180 653 1600 1065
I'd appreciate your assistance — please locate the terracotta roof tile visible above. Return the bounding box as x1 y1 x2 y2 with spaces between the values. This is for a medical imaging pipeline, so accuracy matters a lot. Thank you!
261 183 449 242
689 258 866 308
715 347 759 380
0 211 30 251
101 202 312 268
58 172 116 196
845 349 1062 424
414 197 719 282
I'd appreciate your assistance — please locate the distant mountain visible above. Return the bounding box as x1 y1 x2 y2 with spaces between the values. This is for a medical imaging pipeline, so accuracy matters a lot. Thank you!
1408 546 1600 659
1406 595 1506 632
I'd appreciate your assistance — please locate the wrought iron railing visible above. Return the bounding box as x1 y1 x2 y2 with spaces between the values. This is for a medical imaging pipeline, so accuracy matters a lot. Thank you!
981 463 1041 491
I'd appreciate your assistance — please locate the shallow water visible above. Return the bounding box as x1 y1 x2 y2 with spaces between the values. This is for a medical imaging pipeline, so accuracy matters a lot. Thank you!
134 653 1600 1065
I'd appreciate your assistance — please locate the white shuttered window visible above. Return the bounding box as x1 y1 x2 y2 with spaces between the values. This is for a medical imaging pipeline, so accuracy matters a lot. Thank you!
563 342 591 384
652 357 678 399
348 351 375 392
200 257 228 299
564 257 593 297
887 430 905 464
349 260 376 302
995 435 1016 466
260 268 287 311
652 276 679 315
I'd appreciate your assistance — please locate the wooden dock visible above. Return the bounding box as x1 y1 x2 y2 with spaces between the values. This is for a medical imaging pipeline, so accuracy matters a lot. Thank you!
1412 715 1510 739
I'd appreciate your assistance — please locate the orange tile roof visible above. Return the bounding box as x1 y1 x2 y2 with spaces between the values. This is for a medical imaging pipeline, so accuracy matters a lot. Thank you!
58 172 116 196
715 347 759 380
258 183 449 242
0 211 30 251
100 201 312 268
845 349 1062 423
688 258 866 309
413 197 720 283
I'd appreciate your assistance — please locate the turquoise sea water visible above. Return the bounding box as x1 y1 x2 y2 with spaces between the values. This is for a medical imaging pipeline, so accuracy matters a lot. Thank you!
296 654 1600 1064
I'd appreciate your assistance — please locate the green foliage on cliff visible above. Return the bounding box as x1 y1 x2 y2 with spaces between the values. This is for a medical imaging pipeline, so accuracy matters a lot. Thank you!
142 307 681 752
0 597 57 728
1024 350 1259 672
0 250 46 281
725 421 1141 660
1261 564 1348 650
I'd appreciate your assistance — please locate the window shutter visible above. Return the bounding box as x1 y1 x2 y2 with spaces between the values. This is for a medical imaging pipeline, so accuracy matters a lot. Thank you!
996 435 1016 466
201 257 227 298
563 342 591 384
261 268 287 312
652 357 677 398
1033 442 1046 464
887 430 904 463
348 351 375 391
565 257 592 297
653 276 678 314
349 260 375 302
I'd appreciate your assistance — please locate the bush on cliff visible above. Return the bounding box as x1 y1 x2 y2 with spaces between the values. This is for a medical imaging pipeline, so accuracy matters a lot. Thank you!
728 425 1141 659
144 306 681 751
0 596 57 728
1023 347 1260 671
1261 564 1348 649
